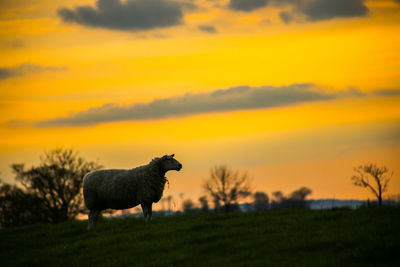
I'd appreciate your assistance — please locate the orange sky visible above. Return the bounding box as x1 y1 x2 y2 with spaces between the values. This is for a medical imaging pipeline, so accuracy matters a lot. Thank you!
1 0 400 209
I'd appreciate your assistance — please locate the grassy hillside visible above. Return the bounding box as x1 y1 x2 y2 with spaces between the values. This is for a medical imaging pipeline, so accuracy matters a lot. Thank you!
1 207 399 266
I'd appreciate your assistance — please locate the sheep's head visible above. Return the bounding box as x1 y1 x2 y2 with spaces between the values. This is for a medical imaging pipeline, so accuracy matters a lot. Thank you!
160 154 182 172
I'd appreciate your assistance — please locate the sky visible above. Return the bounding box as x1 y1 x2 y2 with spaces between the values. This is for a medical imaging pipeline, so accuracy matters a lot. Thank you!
1 0 400 209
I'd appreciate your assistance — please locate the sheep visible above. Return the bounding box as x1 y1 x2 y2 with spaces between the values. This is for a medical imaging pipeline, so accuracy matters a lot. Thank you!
83 154 182 230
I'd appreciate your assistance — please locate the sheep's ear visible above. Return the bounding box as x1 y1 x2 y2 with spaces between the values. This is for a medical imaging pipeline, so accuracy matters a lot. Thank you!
171 154 175 157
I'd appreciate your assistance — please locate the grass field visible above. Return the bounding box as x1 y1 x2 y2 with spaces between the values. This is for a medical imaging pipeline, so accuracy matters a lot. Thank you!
1 207 399 266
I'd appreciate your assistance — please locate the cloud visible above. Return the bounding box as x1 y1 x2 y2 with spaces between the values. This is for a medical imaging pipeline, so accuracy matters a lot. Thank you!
35 84 364 127
11 40 24 48
0 64 68 81
226 0 369 23
228 0 268 12
371 89 400 97
0 69 15 81
57 0 186 31
279 11 294 24
198 24 217 33
296 0 369 21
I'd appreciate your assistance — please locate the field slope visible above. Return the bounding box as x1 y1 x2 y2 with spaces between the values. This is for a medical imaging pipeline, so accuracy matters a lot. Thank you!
1 207 399 266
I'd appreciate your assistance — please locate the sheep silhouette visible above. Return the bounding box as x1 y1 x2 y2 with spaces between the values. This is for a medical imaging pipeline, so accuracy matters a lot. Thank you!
83 154 182 230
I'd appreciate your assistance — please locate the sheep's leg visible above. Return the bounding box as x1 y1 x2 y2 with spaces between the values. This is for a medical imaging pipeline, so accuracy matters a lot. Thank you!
141 203 148 221
88 210 94 230
93 209 101 228
141 203 152 222
88 209 100 230
147 204 153 221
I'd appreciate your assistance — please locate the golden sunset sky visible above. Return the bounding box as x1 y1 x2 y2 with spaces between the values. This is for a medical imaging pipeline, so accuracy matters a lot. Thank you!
1 0 400 206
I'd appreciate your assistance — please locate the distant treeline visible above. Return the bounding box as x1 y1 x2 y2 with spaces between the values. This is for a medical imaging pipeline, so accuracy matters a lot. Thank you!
177 186 313 214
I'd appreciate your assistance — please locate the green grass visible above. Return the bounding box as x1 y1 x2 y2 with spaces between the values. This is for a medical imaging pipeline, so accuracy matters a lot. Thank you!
1 207 399 266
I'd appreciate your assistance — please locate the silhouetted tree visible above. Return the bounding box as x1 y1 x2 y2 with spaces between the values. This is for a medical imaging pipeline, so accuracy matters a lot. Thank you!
166 195 173 213
213 198 222 212
271 187 312 209
287 187 312 208
0 181 49 227
271 191 285 208
199 196 209 212
182 199 195 213
203 165 251 212
253 191 269 211
11 148 101 223
351 163 393 206
290 187 312 200
272 191 284 202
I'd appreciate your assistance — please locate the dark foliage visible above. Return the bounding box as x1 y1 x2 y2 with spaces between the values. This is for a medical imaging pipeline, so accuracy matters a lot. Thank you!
182 199 195 213
253 191 269 211
198 196 209 212
1 148 101 227
271 187 312 209
0 183 49 227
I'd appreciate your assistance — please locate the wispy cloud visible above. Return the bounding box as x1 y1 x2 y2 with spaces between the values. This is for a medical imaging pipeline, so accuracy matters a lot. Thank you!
279 11 295 24
296 0 369 22
0 64 68 81
34 84 365 127
198 24 217 34
371 89 400 97
227 0 369 22
58 0 186 31
228 0 268 12
11 40 24 48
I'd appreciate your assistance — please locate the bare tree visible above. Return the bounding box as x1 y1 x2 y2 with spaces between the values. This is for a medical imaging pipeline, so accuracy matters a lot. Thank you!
351 163 393 206
203 165 251 212
11 148 102 223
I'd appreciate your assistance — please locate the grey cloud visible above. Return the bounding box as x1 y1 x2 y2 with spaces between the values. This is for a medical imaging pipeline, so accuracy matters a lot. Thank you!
57 0 185 31
35 84 364 127
0 68 15 80
198 25 217 33
345 87 366 97
228 0 268 12
11 40 24 48
297 0 369 21
0 64 67 81
279 11 294 24
227 0 369 23
371 89 400 97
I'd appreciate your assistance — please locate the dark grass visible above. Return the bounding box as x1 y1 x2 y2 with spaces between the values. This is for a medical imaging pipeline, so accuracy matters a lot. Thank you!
1 207 399 266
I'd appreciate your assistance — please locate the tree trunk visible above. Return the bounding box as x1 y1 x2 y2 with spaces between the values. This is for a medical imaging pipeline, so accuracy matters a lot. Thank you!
378 195 382 206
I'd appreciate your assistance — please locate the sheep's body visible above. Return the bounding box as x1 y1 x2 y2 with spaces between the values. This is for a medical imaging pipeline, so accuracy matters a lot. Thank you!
83 155 181 230
84 165 166 210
